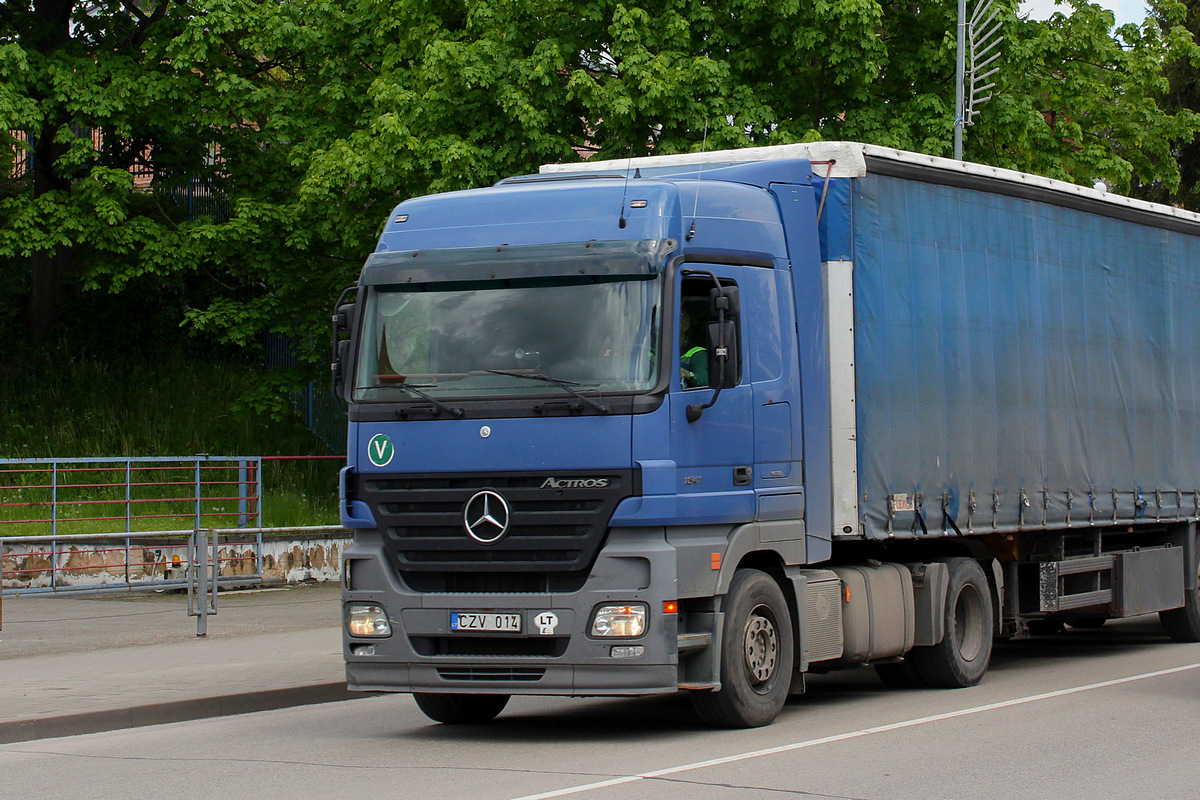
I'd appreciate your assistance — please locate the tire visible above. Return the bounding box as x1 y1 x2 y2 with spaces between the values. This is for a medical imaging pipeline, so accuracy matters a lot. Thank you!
691 569 794 728
1160 548 1200 642
413 693 510 724
875 659 926 689
908 557 994 688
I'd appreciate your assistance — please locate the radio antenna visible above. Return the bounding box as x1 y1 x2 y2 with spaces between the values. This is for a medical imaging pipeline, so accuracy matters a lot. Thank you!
687 119 709 241
618 143 634 229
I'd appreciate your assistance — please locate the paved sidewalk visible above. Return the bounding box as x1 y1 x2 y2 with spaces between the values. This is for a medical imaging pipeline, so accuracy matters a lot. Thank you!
0 583 356 743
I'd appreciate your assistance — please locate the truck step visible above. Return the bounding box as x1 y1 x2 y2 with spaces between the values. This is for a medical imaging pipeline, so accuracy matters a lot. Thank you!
677 632 712 652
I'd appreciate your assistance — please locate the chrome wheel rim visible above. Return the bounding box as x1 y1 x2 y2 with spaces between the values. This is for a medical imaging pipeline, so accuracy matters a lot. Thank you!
743 605 779 689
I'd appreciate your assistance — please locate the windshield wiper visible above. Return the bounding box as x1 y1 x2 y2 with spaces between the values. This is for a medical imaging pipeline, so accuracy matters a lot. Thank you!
385 382 465 418
482 369 609 414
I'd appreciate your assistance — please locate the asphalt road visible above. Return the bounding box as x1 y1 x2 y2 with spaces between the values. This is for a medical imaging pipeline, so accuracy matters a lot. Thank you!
5 616 1200 800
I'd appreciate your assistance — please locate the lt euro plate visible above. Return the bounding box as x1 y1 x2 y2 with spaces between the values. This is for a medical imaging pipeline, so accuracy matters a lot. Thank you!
450 612 522 633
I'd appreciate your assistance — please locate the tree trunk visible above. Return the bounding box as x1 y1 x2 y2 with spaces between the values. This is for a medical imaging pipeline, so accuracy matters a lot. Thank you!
28 247 70 342
25 0 76 342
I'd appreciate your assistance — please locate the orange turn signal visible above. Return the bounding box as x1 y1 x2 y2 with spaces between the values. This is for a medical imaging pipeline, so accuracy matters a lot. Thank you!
663 600 678 614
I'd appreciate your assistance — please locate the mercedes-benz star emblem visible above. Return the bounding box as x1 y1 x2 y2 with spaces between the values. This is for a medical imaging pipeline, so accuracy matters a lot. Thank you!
463 490 510 543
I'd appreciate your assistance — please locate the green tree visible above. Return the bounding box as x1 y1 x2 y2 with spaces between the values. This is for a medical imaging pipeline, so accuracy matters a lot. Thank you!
2 0 209 340
970 0 1199 195
0 0 361 348
1137 0 1200 206
298 0 1198 206
3 0 1196 369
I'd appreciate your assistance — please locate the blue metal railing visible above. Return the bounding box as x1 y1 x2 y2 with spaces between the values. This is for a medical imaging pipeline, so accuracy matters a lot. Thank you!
0 456 263 536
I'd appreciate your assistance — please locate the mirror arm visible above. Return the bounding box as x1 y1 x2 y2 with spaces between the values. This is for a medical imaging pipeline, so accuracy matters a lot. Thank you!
686 303 728 423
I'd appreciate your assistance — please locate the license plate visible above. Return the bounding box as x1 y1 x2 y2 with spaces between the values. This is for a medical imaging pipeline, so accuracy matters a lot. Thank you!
451 612 522 633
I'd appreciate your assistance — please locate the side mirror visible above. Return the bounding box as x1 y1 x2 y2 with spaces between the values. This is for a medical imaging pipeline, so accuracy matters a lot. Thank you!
330 284 359 406
680 271 741 423
706 319 739 389
333 302 356 333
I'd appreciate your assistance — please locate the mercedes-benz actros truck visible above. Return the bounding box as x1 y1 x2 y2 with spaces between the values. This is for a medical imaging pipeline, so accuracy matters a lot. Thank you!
333 142 1200 727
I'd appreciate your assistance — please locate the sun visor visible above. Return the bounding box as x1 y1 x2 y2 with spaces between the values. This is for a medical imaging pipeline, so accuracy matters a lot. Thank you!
360 238 677 286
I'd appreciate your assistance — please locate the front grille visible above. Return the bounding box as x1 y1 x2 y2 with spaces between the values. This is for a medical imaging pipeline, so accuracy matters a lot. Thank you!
411 636 569 657
404 572 589 594
354 470 638 576
436 666 546 682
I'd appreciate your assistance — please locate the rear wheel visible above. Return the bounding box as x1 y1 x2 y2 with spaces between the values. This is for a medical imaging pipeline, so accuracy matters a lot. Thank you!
691 569 794 728
1160 548 1200 642
909 557 993 688
413 693 510 724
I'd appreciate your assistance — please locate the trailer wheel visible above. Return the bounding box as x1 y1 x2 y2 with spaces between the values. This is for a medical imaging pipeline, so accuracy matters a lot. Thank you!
413 693 510 724
691 569 794 728
1160 552 1200 642
909 557 993 688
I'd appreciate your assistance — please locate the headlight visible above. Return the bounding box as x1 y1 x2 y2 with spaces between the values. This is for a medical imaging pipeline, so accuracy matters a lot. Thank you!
591 603 647 637
347 603 392 637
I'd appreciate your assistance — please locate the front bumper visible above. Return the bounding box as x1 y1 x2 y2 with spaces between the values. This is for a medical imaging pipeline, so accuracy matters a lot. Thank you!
347 662 678 696
342 527 681 696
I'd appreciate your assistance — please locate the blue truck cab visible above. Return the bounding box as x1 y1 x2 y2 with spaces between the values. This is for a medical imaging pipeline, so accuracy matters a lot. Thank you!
335 143 1200 727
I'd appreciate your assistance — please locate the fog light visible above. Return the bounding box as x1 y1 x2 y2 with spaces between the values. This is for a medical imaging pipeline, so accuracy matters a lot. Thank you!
610 645 644 658
347 603 392 637
351 644 377 656
591 603 647 637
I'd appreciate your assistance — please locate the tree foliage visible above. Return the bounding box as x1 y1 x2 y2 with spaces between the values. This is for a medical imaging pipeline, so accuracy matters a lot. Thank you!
0 0 362 347
974 0 1199 195
1 0 1197 370
1140 0 1200 206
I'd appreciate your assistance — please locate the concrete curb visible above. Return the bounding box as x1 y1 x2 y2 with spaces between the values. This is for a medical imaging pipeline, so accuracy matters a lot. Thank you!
0 683 370 744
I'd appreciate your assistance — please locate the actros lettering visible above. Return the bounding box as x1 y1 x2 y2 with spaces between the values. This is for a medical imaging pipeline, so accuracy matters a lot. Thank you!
541 477 610 489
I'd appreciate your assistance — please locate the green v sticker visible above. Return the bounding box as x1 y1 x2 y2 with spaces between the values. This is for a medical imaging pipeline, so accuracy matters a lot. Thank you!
367 434 394 467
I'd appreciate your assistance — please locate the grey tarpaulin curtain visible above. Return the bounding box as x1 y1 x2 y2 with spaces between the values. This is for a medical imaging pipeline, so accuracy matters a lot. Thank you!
852 174 1200 538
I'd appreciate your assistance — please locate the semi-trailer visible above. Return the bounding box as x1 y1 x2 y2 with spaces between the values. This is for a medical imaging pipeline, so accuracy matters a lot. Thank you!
333 142 1200 727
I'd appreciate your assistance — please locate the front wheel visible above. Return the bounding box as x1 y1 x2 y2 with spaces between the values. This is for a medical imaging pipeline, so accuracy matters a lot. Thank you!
908 557 994 688
413 693 510 724
691 569 794 728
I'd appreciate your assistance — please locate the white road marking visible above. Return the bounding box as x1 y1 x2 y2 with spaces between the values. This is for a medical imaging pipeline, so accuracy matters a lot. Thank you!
506 661 1200 800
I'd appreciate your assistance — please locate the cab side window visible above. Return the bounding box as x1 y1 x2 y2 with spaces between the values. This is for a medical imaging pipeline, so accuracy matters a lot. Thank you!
679 277 740 390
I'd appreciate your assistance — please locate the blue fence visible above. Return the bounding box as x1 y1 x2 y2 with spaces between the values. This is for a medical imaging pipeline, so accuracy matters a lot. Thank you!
0 456 263 536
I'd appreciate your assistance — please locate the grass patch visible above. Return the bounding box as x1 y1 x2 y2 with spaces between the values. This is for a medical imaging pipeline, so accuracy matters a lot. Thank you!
0 343 342 535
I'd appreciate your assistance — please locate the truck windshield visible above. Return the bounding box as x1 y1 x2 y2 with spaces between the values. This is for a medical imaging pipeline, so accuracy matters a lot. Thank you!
353 274 661 401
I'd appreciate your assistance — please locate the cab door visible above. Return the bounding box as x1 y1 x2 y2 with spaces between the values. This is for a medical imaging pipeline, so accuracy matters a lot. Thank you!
668 266 756 523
